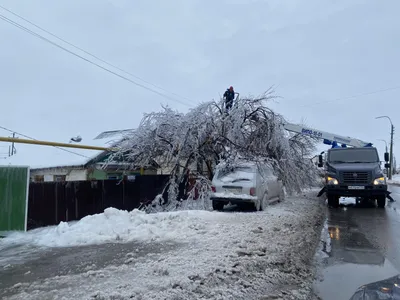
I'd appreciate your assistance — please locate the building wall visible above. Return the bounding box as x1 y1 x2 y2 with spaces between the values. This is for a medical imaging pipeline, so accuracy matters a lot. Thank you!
87 169 107 180
67 169 87 181
87 168 157 180
43 174 53 182
31 166 157 182
31 168 87 182
157 159 214 177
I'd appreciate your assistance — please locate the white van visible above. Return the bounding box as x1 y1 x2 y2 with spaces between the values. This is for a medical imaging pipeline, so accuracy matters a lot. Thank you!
210 161 285 211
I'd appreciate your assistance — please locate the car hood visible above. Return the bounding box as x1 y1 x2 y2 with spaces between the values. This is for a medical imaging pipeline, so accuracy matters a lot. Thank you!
329 162 380 172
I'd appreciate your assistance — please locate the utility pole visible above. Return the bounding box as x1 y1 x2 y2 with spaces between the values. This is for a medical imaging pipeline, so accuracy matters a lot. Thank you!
376 116 395 180
0 136 115 151
377 139 389 176
8 132 16 157
390 123 395 179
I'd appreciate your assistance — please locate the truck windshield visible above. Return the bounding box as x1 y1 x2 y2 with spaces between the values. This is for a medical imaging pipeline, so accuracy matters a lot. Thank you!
328 149 379 163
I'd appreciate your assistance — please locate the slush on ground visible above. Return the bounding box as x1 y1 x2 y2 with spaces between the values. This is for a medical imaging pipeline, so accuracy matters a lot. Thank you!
0 191 325 300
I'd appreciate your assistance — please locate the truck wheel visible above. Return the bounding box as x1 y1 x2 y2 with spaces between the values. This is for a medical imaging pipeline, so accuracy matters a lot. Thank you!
377 196 386 208
260 194 268 211
327 194 339 208
212 201 224 211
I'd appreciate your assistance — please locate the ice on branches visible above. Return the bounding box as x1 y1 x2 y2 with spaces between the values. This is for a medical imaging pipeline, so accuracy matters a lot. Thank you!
109 88 318 210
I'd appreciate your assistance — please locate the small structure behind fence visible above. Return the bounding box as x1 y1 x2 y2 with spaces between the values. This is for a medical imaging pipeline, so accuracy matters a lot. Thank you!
27 175 171 230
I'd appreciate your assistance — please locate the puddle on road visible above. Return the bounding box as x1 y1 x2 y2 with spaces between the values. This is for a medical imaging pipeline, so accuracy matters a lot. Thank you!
313 212 399 300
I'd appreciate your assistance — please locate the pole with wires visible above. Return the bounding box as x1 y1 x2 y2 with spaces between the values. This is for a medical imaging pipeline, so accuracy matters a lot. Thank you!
8 132 16 157
0 124 89 159
376 116 395 180
390 124 395 179
0 136 116 151
377 139 389 176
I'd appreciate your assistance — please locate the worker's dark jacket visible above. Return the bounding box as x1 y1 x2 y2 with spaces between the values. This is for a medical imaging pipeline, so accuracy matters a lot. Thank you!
224 90 235 102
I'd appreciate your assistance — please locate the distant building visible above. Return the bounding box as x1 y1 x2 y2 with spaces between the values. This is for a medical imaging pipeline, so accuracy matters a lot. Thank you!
29 133 158 182
30 151 159 182
156 157 216 179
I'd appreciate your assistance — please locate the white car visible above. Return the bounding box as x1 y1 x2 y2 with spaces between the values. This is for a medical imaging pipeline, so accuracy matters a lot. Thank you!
210 161 285 211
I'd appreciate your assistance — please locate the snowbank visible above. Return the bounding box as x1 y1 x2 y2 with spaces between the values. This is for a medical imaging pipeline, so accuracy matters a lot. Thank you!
388 174 400 186
0 208 232 248
211 192 257 200
340 197 356 206
1 193 325 300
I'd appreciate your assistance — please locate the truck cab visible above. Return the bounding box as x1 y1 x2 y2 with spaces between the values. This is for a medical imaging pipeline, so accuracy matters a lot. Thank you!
318 147 390 208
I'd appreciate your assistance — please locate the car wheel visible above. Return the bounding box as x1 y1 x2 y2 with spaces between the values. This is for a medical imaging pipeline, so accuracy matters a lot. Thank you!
212 201 224 211
327 194 339 208
377 196 386 208
253 198 261 211
260 193 268 211
278 186 286 202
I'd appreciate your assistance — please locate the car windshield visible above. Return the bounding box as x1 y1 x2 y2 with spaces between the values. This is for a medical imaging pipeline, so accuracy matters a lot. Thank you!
328 149 379 163
216 166 255 180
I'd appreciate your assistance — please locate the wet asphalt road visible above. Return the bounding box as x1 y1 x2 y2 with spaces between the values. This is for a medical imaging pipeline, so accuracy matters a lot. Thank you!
314 184 400 300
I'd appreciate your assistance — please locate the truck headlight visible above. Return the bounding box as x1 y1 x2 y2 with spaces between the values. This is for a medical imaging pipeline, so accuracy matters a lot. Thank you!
373 177 385 185
327 176 338 185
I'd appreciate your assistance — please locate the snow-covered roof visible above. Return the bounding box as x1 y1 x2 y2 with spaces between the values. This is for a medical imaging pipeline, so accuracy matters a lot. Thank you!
0 132 127 169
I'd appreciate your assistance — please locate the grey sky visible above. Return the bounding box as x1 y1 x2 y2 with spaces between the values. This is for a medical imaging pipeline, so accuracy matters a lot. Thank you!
0 0 399 167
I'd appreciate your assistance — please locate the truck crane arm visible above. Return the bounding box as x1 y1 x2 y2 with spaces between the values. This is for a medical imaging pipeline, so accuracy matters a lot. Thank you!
282 123 396 204
282 123 372 148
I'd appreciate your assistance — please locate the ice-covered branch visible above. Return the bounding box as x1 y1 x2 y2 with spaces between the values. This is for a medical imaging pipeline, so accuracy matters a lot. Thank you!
109 89 318 210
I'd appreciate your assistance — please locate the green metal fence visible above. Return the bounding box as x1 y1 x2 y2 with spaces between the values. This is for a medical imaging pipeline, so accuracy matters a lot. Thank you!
0 166 30 235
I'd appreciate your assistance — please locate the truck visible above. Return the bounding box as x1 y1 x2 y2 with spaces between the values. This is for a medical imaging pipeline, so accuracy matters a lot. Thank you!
317 146 390 208
282 123 392 207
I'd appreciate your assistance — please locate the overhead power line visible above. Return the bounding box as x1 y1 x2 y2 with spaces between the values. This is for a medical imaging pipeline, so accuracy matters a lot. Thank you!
0 4 193 105
0 4 194 105
295 85 400 108
0 125 89 158
0 10 194 107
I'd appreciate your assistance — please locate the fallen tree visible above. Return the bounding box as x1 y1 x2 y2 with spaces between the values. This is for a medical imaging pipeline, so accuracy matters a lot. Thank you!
108 88 318 211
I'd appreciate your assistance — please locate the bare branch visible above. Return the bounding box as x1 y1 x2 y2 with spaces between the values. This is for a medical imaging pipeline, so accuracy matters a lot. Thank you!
109 88 319 210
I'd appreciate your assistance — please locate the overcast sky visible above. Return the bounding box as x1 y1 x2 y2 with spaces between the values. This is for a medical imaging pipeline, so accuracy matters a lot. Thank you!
0 0 399 167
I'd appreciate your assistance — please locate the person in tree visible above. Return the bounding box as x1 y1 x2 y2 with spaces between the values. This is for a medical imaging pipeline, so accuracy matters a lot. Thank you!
223 86 235 111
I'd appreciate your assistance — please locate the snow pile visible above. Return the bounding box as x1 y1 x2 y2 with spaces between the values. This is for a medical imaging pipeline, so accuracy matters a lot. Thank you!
388 174 400 186
313 219 332 286
322 197 356 206
1 193 325 300
0 208 231 248
340 197 356 206
211 192 256 200
218 170 254 183
314 219 331 260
